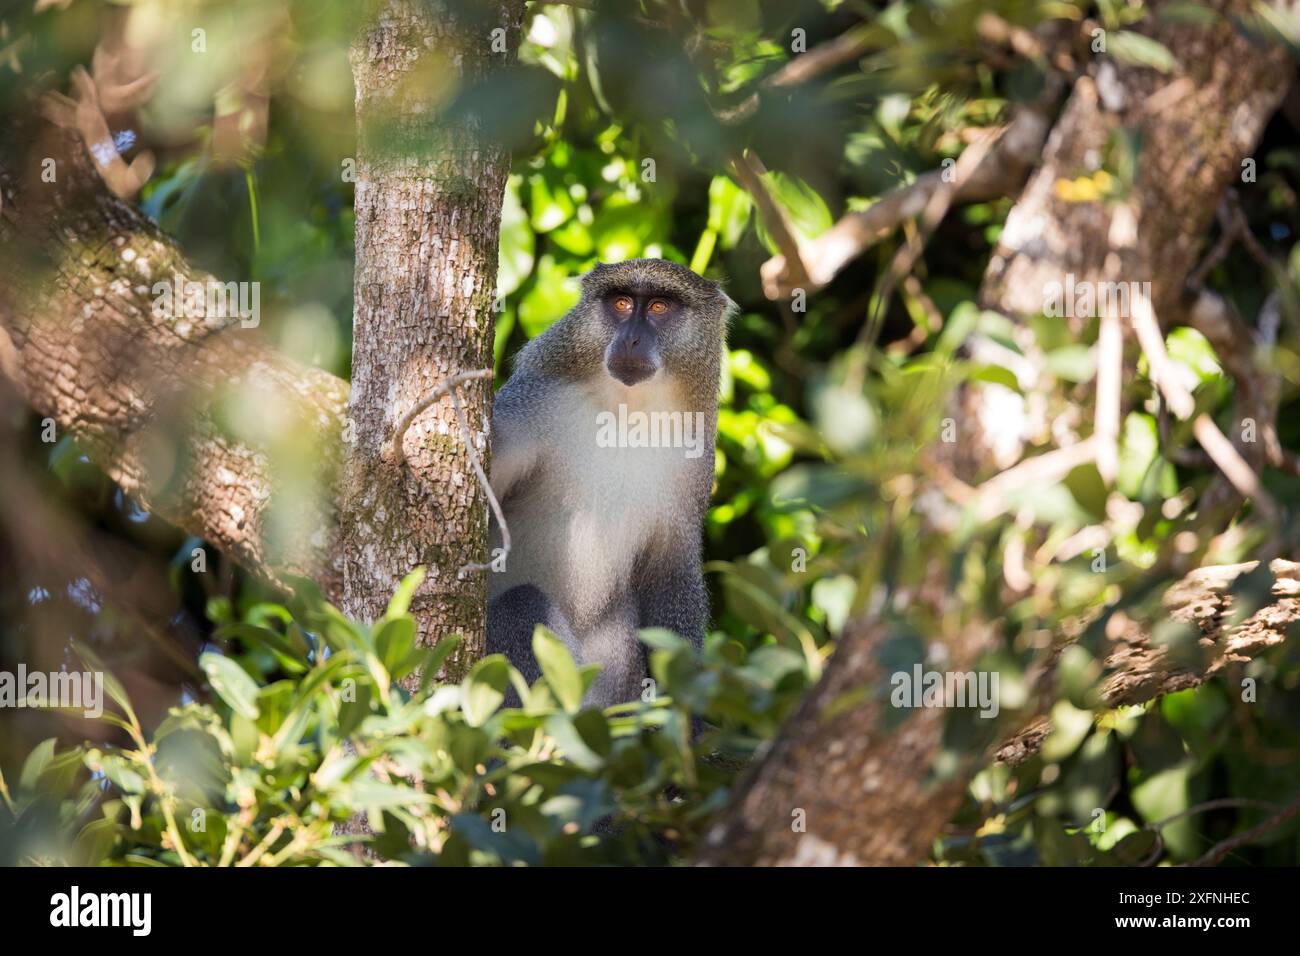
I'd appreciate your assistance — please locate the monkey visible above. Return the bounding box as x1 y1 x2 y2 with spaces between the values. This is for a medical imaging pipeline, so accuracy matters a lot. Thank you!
485 258 731 709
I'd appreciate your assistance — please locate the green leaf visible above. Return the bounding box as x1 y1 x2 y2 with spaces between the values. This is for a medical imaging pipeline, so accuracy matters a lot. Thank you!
1046 345 1097 383
199 653 261 720
72 642 137 727
385 566 426 620
969 363 1021 392
544 712 604 770
216 623 309 674
637 627 690 652
519 255 581 337
1064 463 1108 522
1117 413 1159 500
1159 2 1222 26
529 171 575 233
756 171 832 249
1132 762 1200 858
497 176 536 296
336 779 434 810
1108 32 1177 73
1041 700 1094 762
707 174 752 249
533 626 584 712
19 738 57 793
95 753 146 795
73 817 122 866
461 655 511 726
374 616 417 679
417 634 463 697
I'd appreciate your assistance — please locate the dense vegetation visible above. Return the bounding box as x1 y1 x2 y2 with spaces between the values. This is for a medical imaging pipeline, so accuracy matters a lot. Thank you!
2 0 1298 865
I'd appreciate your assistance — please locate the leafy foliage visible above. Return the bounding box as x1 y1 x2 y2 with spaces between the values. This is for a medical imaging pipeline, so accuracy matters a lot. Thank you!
3 0 1300 867
0 571 812 866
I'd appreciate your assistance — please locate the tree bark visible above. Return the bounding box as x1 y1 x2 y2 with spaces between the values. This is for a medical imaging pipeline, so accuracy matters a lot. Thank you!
5 0 1297 869
698 616 988 866
0 129 347 594
340 0 524 681
697 557 1300 866
982 1 1293 322
996 559 1300 765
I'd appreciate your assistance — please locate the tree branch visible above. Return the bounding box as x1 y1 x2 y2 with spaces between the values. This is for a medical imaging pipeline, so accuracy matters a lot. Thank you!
759 101 1054 300
0 124 348 594
996 559 1300 765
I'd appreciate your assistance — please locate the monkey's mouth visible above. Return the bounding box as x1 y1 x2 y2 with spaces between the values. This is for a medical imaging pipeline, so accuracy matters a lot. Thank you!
606 357 656 387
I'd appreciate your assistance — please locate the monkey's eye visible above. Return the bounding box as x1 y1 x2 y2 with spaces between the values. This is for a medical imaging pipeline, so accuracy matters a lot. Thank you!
648 299 669 315
613 296 634 314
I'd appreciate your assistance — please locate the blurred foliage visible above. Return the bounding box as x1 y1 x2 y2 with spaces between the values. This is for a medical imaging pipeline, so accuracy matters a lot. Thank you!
2 0 1300 865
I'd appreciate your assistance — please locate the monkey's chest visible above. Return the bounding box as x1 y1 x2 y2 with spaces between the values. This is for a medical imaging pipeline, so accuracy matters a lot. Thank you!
509 439 684 627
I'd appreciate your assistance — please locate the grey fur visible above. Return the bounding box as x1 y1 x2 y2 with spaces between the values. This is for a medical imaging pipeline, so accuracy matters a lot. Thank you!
484 259 730 708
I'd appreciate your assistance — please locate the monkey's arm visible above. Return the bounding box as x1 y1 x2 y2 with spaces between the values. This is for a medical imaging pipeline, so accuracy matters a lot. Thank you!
634 531 707 650
488 377 547 502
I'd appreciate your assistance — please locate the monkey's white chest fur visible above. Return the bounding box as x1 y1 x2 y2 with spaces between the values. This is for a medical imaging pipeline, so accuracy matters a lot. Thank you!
491 377 693 631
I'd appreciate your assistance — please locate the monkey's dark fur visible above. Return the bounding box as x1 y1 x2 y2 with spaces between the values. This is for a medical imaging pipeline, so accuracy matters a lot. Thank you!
485 259 731 707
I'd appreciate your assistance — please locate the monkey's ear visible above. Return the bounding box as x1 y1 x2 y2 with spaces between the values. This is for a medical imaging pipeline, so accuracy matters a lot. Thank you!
720 293 740 324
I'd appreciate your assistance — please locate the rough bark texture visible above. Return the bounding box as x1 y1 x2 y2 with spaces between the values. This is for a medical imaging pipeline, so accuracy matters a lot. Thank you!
697 560 1299 866
698 617 989 866
698 1 1298 866
981 0 1294 322
0 128 347 593
340 0 525 680
996 559 1300 765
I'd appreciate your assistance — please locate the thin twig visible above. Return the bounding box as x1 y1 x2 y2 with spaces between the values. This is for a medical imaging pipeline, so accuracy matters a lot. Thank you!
757 54 1062 300
1187 200 1237 291
860 126 1003 348
729 149 810 289
447 384 510 577
1153 797 1280 830
718 23 876 124
388 368 510 578
389 368 493 466
530 0 599 9
1183 791 1300 867
971 436 1099 521
1131 287 1280 521
1094 307 1122 485
1191 412 1278 521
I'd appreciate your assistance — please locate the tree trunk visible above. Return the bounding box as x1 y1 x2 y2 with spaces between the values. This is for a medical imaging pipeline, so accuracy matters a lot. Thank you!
6 0 1297 869
982 1 1292 322
698 617 988 866
340 0 524 679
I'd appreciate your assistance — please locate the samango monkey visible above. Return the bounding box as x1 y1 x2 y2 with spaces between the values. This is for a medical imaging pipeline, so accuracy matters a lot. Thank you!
485 259 731 707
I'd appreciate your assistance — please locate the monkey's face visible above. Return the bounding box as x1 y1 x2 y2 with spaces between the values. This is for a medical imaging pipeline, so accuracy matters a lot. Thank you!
576 259 728 390
601 291 681 386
